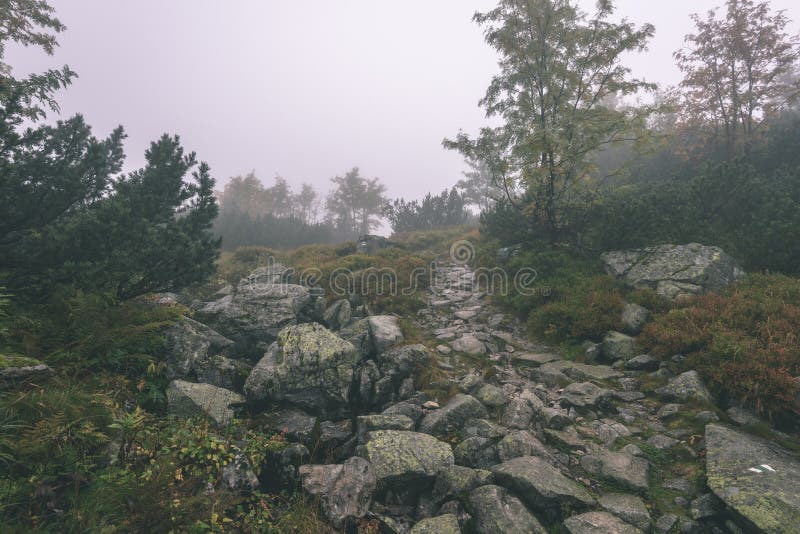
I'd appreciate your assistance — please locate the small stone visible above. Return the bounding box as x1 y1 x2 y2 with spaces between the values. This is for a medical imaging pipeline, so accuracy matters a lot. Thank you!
647 434 680 449
432 465 492 503
625 354 659 371
602 331 638 362
409 514 460 534
654 514 678 533
621 303 649 335
474 384 507 408
657 403 682 419
564 511 643 534
654 370 712 404
423 401 440 409
437 345 453 355
580 451 650 492
694 410 719 423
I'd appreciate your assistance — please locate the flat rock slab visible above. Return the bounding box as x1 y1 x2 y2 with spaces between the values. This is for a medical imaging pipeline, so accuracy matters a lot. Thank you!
491 456 595 513
541 360 621 381
166 379 243 426
706 424 800 533
512 352 562 368
580 451 650 492
564 511 644 534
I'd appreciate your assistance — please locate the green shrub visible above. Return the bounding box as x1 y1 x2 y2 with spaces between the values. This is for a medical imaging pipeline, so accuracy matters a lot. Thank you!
640 274 800 423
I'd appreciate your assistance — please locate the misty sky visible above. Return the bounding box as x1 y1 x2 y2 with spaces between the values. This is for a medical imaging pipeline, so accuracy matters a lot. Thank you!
8 1 800 202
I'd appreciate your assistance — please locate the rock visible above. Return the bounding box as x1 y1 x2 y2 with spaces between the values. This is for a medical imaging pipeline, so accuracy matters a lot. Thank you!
663 477 694 493
694 410 719 423
199 282 311 355
357 234 397 255
317 420 355 461
467 485 547 533
239 262 294 285
580 451 650 492
432 465 492 503
453 437 498 469
458 374 484 393
705 424 800 532
244 323 358 417
474 384 507 408
454 310 477 321
657 403 682 419
496 244 523 264
564 511 643 534
621 303 649 335
512 352 561 368
491 456 595 514
450 334 486 355
323 299 352 330
192 355 251 391
497 430 549 461
602 332 638 362
409 514 461 534
357 414 415 442
382 402 425 424
220 452 260 492
539 406 572 430
0 354 53 386
500 397 536 429
543 427 589 452
419 394 488 436
601 243 745 300
624 354 659 372
559 382 613 410
164 317 235 379
363 430 454 496
339 318 375 359
726 405 762 426
437 344 452 355
655 371 712 403
540 360 622 381
689 492 723 520
368 315 404 354
266 408 318 445
166 380 243 426
530 367 572 387
377 344 431 382
299 457 376 528
654 514 678 533
598 493 651 531
647 434 680 449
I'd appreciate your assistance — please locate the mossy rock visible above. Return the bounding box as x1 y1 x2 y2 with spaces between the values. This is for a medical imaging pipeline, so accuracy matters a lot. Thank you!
0 354 53 386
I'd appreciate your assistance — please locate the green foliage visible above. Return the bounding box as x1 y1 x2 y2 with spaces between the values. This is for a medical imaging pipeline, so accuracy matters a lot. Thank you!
325 167 387 240
641 274 800 423
384 188 473 233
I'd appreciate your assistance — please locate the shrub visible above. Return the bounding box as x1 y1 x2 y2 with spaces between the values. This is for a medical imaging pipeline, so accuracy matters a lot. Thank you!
640 274 800 423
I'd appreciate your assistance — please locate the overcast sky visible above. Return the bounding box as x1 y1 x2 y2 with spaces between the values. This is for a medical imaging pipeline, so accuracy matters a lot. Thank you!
8 0 800 201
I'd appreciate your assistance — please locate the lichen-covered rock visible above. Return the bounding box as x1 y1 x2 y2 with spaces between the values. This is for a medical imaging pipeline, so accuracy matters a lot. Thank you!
432 465 493 503
559 382 613 410
705 424 800 533
264 408 318 445
467 485 547 533
491 456 595 514
357 414 415 442
409 514 461 534
453 437 498 469
239 262 294 285
376 344 430 383
199 282 311 355
598 493 651 531
450 333 486 355
580 451 650 492
220 452 260 492
474 384 507 408
0 354 52 386
363 430 454 496
601 243 745 301
497 430 549 462
164 317 235 378
541 360 622 381
244 323 358 417
323 299 352 331
369 315 404 354
564 511 643 534
166 380 243 426
624 354 659 372
621 303 649 335
298 457 376 529
339 318 375 359
655 370 712 404
419 394 488 436
602 331 638 362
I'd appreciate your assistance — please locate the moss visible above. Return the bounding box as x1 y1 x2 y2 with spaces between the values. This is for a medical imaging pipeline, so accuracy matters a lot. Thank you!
0 353 43 369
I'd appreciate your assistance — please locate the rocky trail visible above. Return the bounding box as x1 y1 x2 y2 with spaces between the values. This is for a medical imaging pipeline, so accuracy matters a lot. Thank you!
161 250 800 533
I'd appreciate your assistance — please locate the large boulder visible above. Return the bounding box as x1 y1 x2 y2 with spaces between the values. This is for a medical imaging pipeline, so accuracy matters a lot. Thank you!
199 282 312 356
467 485 547 533
419 394 488 437
166 380 243 426
164 317 235 377
433 465 493 503
298 457 376 529
655 370 712 404
601 243 745 300
368 315 405 354
244 323 359 417
705 424 800 533
362 430 454 497
491 456 595 515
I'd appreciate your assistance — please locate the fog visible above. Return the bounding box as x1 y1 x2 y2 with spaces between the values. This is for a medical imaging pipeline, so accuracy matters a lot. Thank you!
8 0 800 200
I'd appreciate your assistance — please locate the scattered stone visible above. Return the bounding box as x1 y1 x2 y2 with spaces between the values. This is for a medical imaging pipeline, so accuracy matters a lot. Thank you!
544 427 588 452
363 431 453 496
418 394 488 436
368 315 405 354
654 514 678 533
382 402 424 424
454 310 477 321
357 414 415 442
166 380 243 426
323 299 351 330
559 382 613 410
601 243 745 301
647 434 680 449
467 485 547 533
299 457 376 528
655 371 712 403
622 444 644 457
598 493 651 531
220 452 260 492
663 478 693 493
580 451 650 492
437 345 452 355
512 352 561 368
408 514 461 534
450 334 486 355
377 344 430 383
564 511 644 534
706 424 800 532
244 323 358 417
541 360 621 381
0 354 53 386
491 456 595 513
621 303 649 335
690 493 723 520
539 406 572 430
474 384 507 408
726 405 761 426
267 408 318 445
500 397 536 429
458 374 483 393
432 465 492 503
624 354 659 372
453 437 498 469
657 403 682 419
164 317 235 379
602 331 638 362
497 430 549 461
694 410 719 423
338 318 374 359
